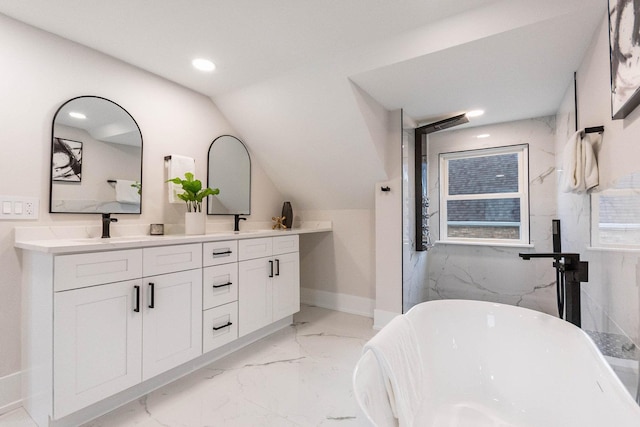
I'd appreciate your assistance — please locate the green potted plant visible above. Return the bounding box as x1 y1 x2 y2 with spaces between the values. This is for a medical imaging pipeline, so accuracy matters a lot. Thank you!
167 172 219 234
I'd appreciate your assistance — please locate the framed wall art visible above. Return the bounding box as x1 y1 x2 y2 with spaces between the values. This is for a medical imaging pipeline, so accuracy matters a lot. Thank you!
609 0 640 119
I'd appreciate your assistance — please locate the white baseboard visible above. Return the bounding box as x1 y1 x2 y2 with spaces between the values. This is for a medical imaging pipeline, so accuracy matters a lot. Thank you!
0 371 21 415
373 309 400 330
300 288 374 318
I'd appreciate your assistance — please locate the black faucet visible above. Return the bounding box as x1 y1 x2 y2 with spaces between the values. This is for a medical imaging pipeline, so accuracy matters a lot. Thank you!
233 214 246 232
518 252 588 327
101 213 118 238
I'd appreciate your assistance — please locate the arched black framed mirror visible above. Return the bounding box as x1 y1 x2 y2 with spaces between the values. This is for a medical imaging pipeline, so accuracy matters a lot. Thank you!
207 135 251 215
50 96 143 214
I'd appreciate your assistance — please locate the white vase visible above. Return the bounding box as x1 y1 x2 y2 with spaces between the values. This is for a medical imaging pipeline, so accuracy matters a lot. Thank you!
185 211 205 235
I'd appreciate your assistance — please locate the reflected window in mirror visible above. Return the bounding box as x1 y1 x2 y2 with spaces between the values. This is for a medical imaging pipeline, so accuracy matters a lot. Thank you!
591 172 640 248
50 96 143 214
207 135 251 215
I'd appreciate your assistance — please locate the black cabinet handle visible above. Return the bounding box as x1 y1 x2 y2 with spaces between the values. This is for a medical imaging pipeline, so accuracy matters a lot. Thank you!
212 282 233 289
148 282 155 308
134 285 140 312
212 250 232 257
212 321 233 331
275 259 280 276
269 260 274 278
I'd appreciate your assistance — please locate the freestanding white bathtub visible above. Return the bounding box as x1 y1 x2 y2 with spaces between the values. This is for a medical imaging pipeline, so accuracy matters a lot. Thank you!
353 300 640 426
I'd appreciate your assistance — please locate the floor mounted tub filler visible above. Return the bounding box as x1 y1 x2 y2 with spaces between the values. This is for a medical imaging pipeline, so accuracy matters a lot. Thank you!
353 300 640 427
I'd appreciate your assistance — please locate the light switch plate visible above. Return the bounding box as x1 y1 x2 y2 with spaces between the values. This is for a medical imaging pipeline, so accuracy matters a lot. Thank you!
0 196 39 220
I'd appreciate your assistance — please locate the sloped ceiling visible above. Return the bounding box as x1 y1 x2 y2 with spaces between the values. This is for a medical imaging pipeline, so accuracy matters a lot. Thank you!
0 0 606 210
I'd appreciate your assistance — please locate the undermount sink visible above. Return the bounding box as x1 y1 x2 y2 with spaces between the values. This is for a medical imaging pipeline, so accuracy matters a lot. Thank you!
235 230 263 234
71 236 150 243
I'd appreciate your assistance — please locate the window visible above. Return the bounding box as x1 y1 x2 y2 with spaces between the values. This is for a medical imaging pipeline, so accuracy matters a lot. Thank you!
591 173 640 248
439 145 529 245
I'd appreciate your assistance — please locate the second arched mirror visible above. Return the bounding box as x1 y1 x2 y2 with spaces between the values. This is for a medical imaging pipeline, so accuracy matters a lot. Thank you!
207 135 251 215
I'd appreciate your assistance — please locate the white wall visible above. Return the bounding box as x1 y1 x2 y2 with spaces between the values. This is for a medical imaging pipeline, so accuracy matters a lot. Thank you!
374 110 403 326
0 14 284 409
298 209 375 316
558 14 640 346
426 117 558 315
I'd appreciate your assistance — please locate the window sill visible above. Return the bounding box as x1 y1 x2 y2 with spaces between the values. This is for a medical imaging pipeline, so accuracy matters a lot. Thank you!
435 240 535 249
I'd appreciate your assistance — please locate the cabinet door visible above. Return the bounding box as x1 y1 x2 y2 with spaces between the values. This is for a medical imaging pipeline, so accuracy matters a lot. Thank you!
238 257 273 337
272 252 300 322
142 269 202 380
54 279 142 418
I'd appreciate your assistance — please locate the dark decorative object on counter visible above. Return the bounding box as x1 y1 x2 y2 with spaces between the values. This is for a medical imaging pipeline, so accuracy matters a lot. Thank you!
282 201 293 229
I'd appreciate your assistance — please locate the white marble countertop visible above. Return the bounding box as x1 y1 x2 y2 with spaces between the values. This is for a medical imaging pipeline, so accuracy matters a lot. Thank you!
14 221 332 254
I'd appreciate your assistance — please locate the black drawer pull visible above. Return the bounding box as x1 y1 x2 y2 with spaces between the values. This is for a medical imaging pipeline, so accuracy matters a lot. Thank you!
211 250 232 257
212 321 233 331
212 282 232 289
134 285 140 312
148 282 155 308
269 260 274 278
275 259 280 276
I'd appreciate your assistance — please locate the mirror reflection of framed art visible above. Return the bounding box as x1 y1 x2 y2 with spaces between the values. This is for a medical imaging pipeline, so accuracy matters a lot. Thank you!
52 138 82 182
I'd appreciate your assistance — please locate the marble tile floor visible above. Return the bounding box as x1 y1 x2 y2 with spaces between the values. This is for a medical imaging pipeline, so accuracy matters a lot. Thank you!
0 305 376 427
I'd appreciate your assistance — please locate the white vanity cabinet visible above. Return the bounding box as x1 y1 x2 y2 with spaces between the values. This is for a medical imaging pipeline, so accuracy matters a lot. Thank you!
52 244 203 418
238 235 300 337
17 227 326 427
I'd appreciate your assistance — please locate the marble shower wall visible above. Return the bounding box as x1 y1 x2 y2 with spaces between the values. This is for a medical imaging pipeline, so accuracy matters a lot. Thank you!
555 115 639 346
555 68 640 346
426 116 558 316
402 127 429 312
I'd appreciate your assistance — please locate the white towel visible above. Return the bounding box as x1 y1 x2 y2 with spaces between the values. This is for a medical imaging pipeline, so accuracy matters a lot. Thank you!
561 130 599 193
363 314 423 426
353 350 399 427
166 155 195 203
115 179 140 205
583 135 599 191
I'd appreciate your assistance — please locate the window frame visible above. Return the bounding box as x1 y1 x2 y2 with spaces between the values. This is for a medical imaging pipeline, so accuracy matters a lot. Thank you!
439 144 530 245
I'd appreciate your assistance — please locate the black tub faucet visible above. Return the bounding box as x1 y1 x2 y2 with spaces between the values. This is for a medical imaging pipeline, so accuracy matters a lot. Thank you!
518 252 588 327
102 213 118 238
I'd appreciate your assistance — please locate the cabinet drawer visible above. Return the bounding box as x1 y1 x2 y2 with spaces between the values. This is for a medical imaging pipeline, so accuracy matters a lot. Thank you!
273 235 299 255
54 249 143 292
238 237 273 261
203 240 238 267
203 302 238 353
143 243 202 277
203 264 238 310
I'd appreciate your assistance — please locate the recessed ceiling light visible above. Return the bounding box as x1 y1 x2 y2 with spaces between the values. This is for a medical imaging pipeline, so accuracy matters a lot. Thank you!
192 58 216 72
476 134 490 139
69 112 86 119
466 109 485 118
